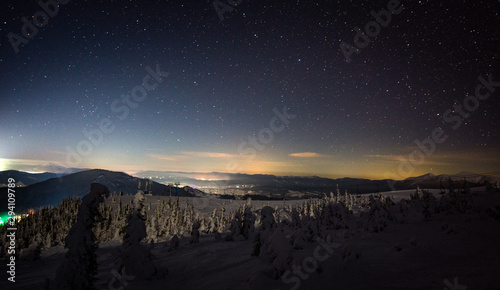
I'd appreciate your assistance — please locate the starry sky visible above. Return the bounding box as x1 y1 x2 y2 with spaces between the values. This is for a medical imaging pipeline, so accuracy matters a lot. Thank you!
0 0 499 180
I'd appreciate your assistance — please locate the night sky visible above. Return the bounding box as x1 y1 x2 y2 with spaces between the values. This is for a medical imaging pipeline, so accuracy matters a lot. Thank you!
0 0 499 180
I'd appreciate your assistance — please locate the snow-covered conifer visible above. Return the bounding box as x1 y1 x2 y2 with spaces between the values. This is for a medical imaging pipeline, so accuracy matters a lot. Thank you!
119 190 157 280
50 183 108 290
363 194 394 233
251 206 275 257
410 186 421 201
209 208 219 234
242 201 256 239
421 190 437 220
190 220 201 244
168 234 180 252
265 227 292 279
226 212 244 241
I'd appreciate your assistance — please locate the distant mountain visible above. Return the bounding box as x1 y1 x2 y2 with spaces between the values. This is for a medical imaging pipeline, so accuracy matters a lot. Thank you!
396 172 500 190
0 169 195 213
137 170 500 194
3 169 496 213
137 171 397 193
0 170 62 187
33 163 89 174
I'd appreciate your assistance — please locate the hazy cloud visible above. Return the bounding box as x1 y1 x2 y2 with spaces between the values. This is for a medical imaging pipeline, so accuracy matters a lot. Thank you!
181 151 238 158
147 154 181 161
289 152 329 158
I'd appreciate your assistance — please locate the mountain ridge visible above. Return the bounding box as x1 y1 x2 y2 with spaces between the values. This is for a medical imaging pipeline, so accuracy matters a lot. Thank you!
0 169 195 213
1 169 498 213
136 170 500 192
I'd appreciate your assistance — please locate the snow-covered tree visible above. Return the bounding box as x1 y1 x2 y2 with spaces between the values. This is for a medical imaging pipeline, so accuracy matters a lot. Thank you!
410 186 421 201
241 200 256 239
329 192 336 203
252 206 275 257
363 194 394 233
394 199 409 224
421 190 437 220
438 187 474 214
50 183 108 290
265 226 292 279
209 208 219 234
190 220 201 244
290 207 302 228
168 234 180 252
319 199 350 230
225 212 243 241
345 190 351 209
218 202 227 232
118 190 157 280
290 228 308 249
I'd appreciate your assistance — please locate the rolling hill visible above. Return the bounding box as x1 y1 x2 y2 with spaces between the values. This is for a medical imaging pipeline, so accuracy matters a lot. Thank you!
0 170 62 187
396 172 500 190
0 169 195 213
137 170 500 193
2 168 498 213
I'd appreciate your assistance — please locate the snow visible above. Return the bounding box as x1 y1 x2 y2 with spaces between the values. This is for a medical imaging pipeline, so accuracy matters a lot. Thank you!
2 187 500 289
49 182 108 289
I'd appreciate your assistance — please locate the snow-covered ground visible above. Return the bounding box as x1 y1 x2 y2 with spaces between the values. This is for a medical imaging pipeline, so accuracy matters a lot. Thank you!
2 187 500 290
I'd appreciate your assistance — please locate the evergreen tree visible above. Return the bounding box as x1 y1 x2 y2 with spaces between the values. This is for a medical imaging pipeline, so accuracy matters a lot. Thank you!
251 206 275 257
119 190 157 280
50 183 108 290
168 234 180 252
190 220 201 244
363 195 394 233
241 199 255 239
266 226 293 279
410 186 421 201
208 208 219 233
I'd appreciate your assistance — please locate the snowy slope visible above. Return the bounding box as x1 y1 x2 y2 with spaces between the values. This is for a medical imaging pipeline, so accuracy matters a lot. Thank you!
2 188 500 290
